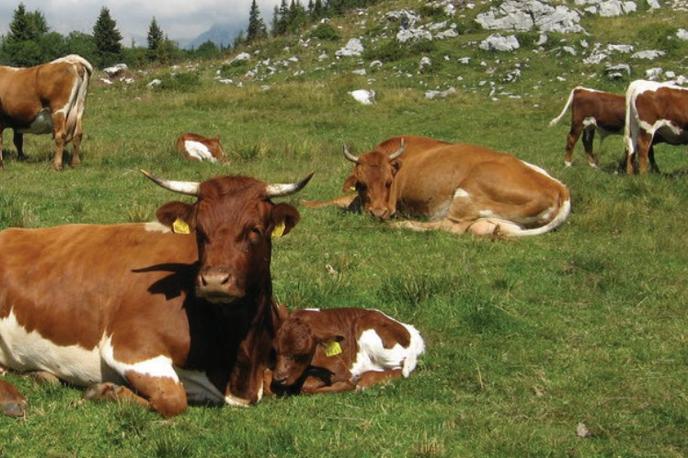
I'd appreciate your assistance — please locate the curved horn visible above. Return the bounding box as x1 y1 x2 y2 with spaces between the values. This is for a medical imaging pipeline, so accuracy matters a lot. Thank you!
140 169 200 196
343 144 359 163
388 139 406 161
265 172 314 198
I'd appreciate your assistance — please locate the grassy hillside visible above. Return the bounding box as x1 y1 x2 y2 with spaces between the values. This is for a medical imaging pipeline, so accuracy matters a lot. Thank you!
1 1 688 456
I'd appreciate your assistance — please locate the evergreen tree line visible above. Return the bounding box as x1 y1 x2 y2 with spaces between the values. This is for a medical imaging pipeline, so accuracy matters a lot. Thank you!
0 3 227 68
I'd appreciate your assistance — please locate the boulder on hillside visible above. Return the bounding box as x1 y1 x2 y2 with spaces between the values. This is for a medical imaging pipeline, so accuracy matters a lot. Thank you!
349 89 375 105
227 52 251 65
631 50 665 60
103 63 128 78
575 0 637 16
476 0 583 33
336 38 364 57
479 34 520 52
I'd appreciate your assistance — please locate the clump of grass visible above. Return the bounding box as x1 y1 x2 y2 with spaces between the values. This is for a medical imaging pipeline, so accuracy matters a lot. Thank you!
363 38 435 63
378 273 446 308
308 23 340 41
158 72 201 92
153 435 193 458
0 195 37 228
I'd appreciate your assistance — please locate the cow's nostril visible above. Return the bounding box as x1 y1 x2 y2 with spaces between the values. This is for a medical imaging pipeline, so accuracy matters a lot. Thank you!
200 275 208 286
220 274 230 285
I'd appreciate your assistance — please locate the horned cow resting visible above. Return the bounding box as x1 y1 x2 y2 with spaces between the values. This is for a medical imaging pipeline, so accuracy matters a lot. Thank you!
0 170 312 417
318 136 571 237
0 55 92 170
548 86 626 168
624 80 688 174
271 308 425 394
176 133 227 163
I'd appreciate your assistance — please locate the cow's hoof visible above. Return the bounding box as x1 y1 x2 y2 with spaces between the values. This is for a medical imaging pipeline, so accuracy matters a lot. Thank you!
84 383 117 401
70 159 81 167
17 154 27 162
52 163 63 171
1 401 26 418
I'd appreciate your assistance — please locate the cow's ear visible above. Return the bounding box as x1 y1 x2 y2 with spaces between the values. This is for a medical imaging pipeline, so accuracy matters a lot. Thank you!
342 174 357 192
271 203 300 237
391 160 402 175
156 201 195 231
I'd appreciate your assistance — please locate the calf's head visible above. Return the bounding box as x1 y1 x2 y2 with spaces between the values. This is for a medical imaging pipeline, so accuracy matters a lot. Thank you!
143 170 312 304
342 140 405 220
272 316 343 386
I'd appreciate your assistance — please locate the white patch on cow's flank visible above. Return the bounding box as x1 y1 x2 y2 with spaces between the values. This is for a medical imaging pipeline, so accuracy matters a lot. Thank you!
453 188 470 198
144 221 172 233
0 310 104 386
101 337 179 382
184 140 217 163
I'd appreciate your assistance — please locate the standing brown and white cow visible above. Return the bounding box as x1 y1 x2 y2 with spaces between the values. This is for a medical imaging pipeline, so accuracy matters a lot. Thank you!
0 54 92 170
311 136 571 237
624 80 688 174
176 133 227 163
0 170 312 417
548 86 626 168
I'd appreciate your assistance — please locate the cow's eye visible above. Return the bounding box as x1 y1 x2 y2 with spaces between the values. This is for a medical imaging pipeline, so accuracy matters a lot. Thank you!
248 227 262 244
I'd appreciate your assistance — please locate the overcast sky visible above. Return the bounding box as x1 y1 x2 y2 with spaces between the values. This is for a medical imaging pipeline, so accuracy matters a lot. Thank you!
0 0 281 44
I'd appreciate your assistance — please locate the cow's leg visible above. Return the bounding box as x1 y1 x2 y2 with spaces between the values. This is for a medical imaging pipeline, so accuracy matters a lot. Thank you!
27 371 61 385
636 131 654 174
391 218 473 235
564 124 583 167
13 131 26 161
51 112 67 171
648 144 660 174
302 194 358 210
0 379 27 418
70 117 83 167
301 377 356 394
84 382 150 409
582 127 598 168
356 369 403 390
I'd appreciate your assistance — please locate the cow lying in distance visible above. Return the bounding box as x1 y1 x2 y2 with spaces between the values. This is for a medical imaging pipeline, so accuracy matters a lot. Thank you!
549 86 628 168
624 80 688 174
0 55 92 170
0 170 312 417
176 133 227 163
303 135 449 211
311 136 571 237
270 308 424 394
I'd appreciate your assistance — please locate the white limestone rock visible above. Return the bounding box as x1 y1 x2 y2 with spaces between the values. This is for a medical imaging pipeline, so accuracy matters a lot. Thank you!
349 89 375 105
631 50 665 60
336 38 364 57
479 34 520 52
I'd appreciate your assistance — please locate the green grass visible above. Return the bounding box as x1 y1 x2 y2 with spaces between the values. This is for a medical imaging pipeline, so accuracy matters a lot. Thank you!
1 1 688 456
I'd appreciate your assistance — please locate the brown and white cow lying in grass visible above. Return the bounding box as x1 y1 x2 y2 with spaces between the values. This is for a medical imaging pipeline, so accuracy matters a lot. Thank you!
548 86 627 168
175 132 227 163
307 136 571 237
270 308 424 394
0 54 92 170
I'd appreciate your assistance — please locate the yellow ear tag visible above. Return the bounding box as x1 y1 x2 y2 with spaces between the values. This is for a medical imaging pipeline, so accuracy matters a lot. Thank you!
272 221 286 239
349 186 356 192
172 218 191 235
324 340 342 357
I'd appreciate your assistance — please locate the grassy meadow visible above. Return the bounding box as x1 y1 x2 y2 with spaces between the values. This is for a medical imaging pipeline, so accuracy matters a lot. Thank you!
2 2 688 456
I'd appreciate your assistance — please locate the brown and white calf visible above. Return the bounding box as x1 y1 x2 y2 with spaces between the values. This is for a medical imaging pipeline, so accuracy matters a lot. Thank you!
549 86 626 168
0 54 92 170
0 170 312 417
271 308 425 394
624 80 688 174
175 133 227 163
311 136 571 237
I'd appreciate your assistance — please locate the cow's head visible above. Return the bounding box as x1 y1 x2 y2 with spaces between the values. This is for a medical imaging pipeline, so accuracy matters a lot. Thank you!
142 170 312 305
271 316 343 386
209 137 227 162
342 139 405 220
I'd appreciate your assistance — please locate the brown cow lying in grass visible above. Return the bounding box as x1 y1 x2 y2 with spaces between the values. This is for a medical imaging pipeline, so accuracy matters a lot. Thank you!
175 132 227 163
269 308 425 394
306 135 571 237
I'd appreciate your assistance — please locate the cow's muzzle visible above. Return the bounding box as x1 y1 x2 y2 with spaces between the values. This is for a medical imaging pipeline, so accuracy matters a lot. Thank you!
196 269 245 303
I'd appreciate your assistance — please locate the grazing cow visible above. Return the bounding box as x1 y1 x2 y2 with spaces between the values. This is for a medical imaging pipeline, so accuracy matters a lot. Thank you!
548 86 627 168
176 133 227 163
0 170 312 417
624 80 688 174
314 136 571 237
271 308 424 394
0 54 92 170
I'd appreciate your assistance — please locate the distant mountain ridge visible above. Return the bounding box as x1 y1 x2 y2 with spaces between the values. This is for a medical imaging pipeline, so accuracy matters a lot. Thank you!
183 23 243 49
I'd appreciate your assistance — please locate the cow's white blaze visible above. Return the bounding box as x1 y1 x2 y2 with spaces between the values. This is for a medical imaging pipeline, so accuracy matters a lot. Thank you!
0 310 104 386
184 140 217 163
349 312 425 380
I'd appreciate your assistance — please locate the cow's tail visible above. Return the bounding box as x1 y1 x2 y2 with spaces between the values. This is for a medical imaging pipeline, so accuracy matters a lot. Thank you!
63 56 92 143
499 186 571 237
548 87 579 127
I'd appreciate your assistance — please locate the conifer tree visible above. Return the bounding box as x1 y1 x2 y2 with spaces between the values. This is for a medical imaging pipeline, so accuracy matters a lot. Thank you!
147 17 163 53
93 7 122 67
246 0 267 43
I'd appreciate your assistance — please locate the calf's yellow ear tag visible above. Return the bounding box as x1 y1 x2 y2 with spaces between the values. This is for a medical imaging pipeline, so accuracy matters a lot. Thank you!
172 218 191 235
324 340 342 357
272 221 286 239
